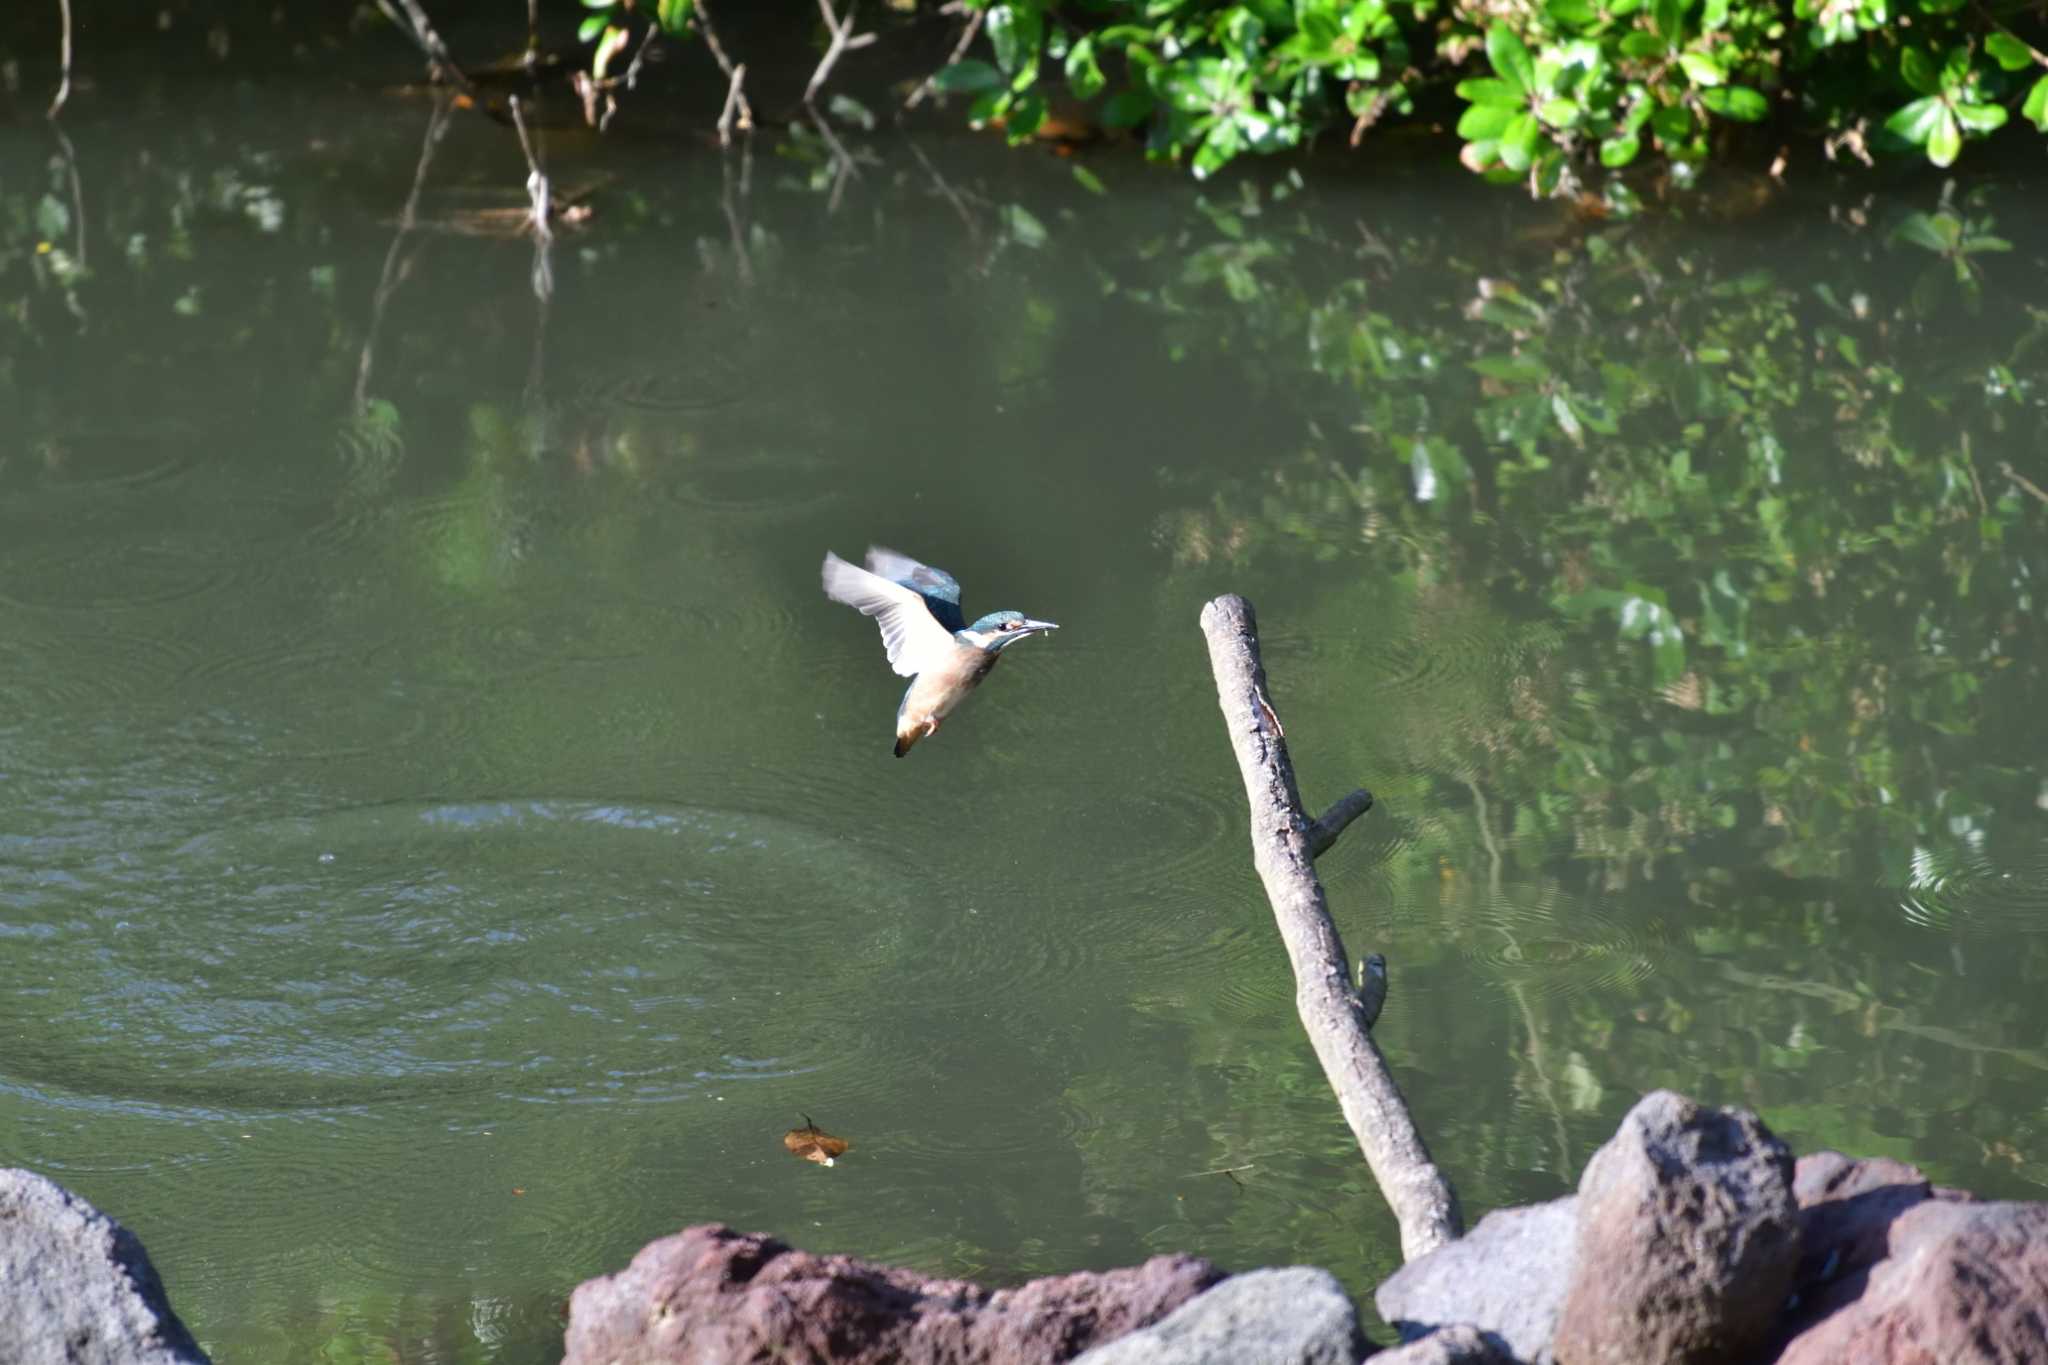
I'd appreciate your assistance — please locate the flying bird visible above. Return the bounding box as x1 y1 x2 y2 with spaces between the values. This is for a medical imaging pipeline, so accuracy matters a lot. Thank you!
821 546 1059 757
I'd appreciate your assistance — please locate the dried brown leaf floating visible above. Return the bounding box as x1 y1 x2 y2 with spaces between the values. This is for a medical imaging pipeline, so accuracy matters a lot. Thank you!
783 1114 850 1167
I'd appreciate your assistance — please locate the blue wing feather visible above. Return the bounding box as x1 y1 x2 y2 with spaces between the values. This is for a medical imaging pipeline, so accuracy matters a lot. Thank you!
865 547 965 632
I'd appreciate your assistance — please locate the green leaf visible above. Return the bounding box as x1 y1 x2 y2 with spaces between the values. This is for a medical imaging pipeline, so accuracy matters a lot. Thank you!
1546 0 1599 25
1900 47 1940 96
1701 0 1730 30
934 59 1004 94
1455 77 1519 104
1486 23 1536 97
657 0 692 34
1650 101 1695 142
1065 35 1105 99
2025 74 2048 130
577 13 607 42
1652 0 1685 42
1701 85 1767 120
1926 106 1962 165
1458 100 1516 140
987 4 1043 76
1102 88 1155 128
1619 31 1666 59
1600 131 1642 165
1070 163 1107 195
1499 111 1541 171
1678 51 1724 85
1954 102 2007 133
1884 94 1944 144
1892 210 1958 252
579 0 613 8
1538 96 1582 127
1985 32 2034 72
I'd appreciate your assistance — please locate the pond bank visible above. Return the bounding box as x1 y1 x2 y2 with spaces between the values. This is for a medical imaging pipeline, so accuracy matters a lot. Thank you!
10 1088 2045 1364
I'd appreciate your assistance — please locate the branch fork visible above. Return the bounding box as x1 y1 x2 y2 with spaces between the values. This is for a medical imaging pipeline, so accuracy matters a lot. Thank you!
1199 594 1462 1262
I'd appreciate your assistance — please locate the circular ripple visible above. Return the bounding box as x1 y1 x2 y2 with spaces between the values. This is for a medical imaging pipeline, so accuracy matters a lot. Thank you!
4 429 209 497
1894 839 2048 935
0 801 922 1120
1447 885 1674 1000
0 538 239 612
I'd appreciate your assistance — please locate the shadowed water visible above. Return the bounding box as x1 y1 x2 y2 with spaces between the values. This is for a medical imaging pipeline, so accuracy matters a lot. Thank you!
3 40 2047 1364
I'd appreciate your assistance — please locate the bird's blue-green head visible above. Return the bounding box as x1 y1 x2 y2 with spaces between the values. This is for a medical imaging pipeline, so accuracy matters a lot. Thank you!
959 609 1059 653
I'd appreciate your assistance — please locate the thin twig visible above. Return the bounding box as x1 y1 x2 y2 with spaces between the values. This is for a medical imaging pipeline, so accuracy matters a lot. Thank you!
47 120 86 328
804 0 875 106
905 8 984 110
807 105 859 213
47 0 73 119
355 97 454 412
1200 594 1462 1263
694 2 755 141
373 0 476 95
717 63 749 148
2001 461 2048 506
1189 1164 1258 1177
903 133 982 246
719 150 753 287
508 95 553 244
621 21 661 93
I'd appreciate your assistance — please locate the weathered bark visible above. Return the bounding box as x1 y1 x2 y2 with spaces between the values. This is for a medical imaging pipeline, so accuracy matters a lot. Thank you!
1199 593 1462 1262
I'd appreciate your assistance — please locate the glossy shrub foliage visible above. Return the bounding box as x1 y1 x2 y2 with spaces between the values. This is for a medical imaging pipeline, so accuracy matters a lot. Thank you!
908 0 2047 187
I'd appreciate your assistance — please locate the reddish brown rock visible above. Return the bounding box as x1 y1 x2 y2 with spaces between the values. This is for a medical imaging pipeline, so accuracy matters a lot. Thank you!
560 1224 1223 1365
1776 1198 2048 1364
1779 1149 1974 1338
1552 1091 1799 1365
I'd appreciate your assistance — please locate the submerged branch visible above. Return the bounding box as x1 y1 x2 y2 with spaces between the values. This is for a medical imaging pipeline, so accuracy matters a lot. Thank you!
354 97 453 413
1199 593 1462 1262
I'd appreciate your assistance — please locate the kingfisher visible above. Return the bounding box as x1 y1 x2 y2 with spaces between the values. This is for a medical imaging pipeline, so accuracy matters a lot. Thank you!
821 546 1059 757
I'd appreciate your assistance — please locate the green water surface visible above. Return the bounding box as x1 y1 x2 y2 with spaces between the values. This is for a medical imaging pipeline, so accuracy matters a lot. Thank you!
3 51 2047 1364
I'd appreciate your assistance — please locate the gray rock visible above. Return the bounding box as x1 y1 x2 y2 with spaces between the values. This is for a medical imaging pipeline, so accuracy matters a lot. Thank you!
1552 1091 1799 1365
0 1168 210 1365
1367 1324 1516 1363
1374 1196 1576 1364
1073 1267 1366 1365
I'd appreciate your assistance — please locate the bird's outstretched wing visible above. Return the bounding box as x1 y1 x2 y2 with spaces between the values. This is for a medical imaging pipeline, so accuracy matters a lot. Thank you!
863 547 966 632
822 552 959 678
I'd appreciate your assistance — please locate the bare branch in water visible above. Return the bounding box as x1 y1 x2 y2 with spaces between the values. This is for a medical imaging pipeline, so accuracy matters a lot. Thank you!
694 3 755 143
509 95 553 247
47 0 73 119
804 0 875 106
905 7 984 110
355 98 454 413
717 63 750 148
806 105 860 214
373 0 477 95
1200 594 1463 1263
621 21 661 93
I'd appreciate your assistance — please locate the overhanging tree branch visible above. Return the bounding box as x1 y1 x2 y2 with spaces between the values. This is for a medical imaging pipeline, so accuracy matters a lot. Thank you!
1199 593 1462 1262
